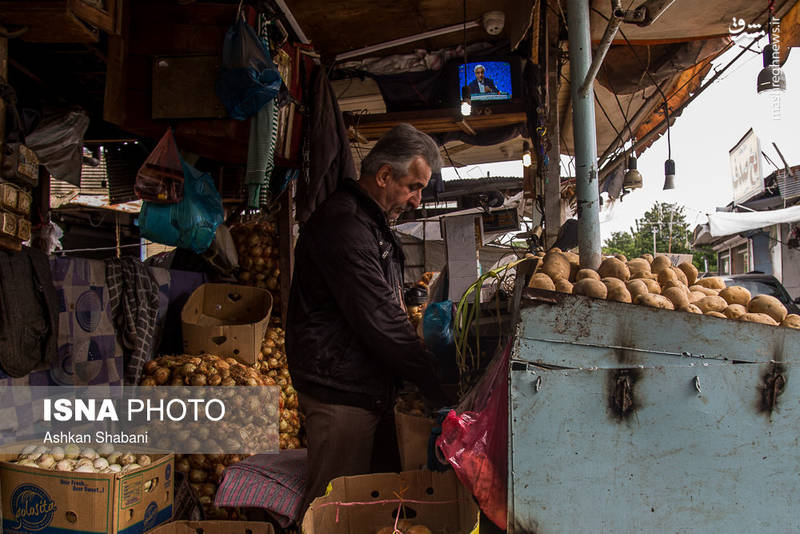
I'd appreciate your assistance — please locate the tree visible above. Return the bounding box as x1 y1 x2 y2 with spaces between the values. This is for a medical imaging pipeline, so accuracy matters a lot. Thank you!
603 202 717 272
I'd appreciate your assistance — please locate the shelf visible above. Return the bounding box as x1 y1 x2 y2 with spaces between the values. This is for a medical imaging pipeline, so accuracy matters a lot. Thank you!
346 104 527 140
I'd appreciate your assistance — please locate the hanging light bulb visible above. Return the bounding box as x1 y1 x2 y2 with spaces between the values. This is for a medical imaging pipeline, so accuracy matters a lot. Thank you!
663 158 676 190
622 154 642 189
522 141 532 167
758 2 787 95
461 98 472 116
757 45 787 94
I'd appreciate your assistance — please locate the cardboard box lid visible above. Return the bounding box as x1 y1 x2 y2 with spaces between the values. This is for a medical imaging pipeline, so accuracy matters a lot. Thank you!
148 520 274 534
302 470 480 534
181 284 272 326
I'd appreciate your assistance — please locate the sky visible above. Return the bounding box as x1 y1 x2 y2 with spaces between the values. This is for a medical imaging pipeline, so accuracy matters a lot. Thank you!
441 36 800 244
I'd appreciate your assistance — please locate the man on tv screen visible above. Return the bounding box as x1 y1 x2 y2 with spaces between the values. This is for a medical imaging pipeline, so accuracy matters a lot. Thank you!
468 64 498 95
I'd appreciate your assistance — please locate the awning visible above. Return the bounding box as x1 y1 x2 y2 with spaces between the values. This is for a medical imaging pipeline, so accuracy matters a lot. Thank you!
707 205 800 236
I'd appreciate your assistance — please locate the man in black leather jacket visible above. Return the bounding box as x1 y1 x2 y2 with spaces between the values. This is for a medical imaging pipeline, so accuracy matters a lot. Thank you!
286 123 449 512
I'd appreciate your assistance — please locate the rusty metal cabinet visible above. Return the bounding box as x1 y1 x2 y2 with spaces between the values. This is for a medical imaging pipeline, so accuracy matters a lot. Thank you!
509 291 800 533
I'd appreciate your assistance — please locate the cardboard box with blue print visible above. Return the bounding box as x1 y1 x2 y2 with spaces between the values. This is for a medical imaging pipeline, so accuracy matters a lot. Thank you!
0 448 173 534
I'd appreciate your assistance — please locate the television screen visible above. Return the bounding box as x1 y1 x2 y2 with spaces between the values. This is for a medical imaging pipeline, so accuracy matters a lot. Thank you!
459 61 513 102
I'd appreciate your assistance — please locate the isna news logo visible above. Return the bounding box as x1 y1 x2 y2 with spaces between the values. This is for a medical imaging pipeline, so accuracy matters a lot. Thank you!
10 484 57 531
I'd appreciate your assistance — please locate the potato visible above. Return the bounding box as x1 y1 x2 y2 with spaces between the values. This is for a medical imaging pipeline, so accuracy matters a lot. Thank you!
705 311 727 319
689 285 719 297
719 286 751 306
680 304 702 314
569 262 581 282
541 250 571 281
564 251 580 264
695 295 728 314
634 293 674 310
689 291 706 303
670 266 688 286
662 286 689 309
407 526 433 534
554 278 573 294
575 268 600 282
627 258 651 275
626 279 648 301
781 314 800 329
642 253 654 263
677 262 698 285
723 304 747 319
602 277 626 291
740 312 779 326
641 278 661 294
614 253 627 262
607 285 632 303
651 255 672 274
528 273 556 291
631 271 657 280
695 277 726 290
573 279 607 299
747 294 787 324
657 268 677 286
597 257 630 281
661 280 689 295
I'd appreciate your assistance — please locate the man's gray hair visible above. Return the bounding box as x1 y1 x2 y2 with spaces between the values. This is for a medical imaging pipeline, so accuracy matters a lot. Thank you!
360 123 442 179
473 64 484 73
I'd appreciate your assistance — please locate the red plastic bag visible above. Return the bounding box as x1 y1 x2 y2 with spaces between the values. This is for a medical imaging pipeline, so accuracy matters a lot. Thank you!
135 129 184 203
436 342 510 529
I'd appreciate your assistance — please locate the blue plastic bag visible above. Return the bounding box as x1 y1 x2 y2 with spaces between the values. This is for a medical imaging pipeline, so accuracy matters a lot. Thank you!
216 16 282 120
139 162 223 254
423 300 456 355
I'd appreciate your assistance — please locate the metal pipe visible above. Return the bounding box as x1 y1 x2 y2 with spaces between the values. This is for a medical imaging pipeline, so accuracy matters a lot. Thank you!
567 0 602 269
578 0 623 97
273 0 310 44
335 20 480 61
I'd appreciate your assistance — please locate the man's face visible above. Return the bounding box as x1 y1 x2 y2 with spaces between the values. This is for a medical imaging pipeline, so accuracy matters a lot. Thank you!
474 67 485 82
382 157 431 221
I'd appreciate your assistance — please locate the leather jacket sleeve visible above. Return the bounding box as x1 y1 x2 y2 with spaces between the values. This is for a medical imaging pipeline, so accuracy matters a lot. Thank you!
306 230 449 406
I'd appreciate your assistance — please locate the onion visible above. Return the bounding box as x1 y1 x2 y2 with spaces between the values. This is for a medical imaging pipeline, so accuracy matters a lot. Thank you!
154 367 171 385
80 448 98 460
108 464 122 472
119 453 136 466
122 463 141 473
176 458 191 473
37 454 55 469
64 444 80 459
51 447 65 461
107 452 122 465
94 458 109 470
137 455 152 466
98 443 115 457
189 469 207 483
74 464 96 473
56 460 74 471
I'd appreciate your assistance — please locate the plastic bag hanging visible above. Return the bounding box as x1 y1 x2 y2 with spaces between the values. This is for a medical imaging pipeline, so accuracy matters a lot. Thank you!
134 129 184 203
216 15 282 120
138 161 224 254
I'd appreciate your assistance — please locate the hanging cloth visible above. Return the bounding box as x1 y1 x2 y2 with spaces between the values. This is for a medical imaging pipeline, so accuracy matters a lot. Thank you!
244 14 280 208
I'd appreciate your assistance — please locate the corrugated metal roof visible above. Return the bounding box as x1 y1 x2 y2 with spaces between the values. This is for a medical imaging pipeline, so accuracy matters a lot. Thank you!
51 151 109 200
778 166 800 201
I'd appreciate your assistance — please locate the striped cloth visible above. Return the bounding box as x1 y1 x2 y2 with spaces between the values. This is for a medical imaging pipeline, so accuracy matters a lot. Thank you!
215 449 307 528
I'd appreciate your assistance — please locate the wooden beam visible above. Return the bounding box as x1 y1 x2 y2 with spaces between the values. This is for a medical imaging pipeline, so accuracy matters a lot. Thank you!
0 2 99 43
0 36 6 174
544 2 563 247
349 104 527 140
456 119 476 136
68 0 120 35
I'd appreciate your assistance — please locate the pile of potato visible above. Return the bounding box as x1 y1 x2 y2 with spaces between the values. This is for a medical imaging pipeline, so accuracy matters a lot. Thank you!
257 321 303 450
527 250 800 328
175 453 250 520
376 520 432 534
230 219 281 312
9 444 153 475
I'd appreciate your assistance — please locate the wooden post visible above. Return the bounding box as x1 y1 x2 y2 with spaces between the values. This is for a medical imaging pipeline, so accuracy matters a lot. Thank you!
544 3 562 248
0 36 7 160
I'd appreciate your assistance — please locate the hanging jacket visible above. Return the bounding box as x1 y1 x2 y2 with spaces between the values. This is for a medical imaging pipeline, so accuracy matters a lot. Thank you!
286 180 447 413
0 247 59 377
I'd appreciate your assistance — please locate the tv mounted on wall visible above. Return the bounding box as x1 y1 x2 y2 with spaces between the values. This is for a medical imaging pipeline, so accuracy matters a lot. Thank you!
450 56 523 106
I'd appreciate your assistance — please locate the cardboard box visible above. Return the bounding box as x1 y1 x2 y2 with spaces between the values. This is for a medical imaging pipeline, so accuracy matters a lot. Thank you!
181 283 272 365
394 404 435 472
149 520 274 534
302 470 480 534
1 452 173 534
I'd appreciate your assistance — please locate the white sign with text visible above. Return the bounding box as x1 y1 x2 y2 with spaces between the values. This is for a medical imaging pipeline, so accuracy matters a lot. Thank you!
729 129 764 204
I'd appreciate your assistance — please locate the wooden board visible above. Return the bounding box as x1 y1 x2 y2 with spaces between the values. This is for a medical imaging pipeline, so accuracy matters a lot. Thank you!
152 55 227 119
0 1 99 43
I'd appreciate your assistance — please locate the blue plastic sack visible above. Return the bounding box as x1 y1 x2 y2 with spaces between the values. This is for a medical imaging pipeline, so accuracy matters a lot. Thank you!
423 300 456 355
216 17 282 120
139 162 223 254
